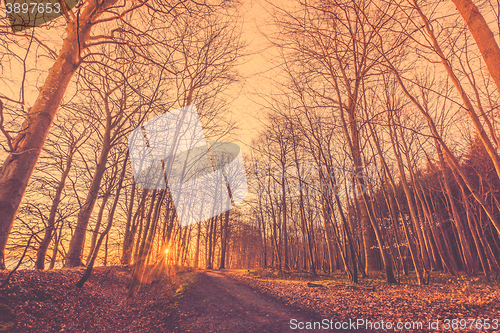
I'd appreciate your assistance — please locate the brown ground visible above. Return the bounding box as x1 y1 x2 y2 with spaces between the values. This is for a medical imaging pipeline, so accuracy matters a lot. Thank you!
227 269 500 333
2 267 498 332
0 266 184 332
164 270 323 333
0 267 325 333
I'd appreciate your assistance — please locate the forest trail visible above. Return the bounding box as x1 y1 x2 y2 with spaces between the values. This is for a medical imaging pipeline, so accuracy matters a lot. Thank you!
164 270 325 333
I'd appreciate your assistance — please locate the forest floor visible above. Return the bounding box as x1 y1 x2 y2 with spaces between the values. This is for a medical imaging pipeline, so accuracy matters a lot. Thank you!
226 268 500 332
0 266 195 332
1 267 499 332
163 269 323 333
0 266 325 333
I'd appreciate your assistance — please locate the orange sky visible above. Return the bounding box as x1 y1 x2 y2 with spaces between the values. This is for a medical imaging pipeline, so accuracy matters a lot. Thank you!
227 0 279 154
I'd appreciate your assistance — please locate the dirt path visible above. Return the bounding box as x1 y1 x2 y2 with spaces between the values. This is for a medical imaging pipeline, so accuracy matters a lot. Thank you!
164 270 326 333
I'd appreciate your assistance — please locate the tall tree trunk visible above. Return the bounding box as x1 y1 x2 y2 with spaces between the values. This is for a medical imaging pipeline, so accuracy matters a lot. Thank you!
0 0 118 270
35 150 74 269
435 141 475 273
396 125 432 271
292 143 315 274
49 220 64 270
371 151 406 275
86 192 111 265
207 217 214 269
258 200 267 267
458 176 489 278
340 103 378 274
332 190 359 283
390 120 428 269
369 120 425 284
65 112 112 267
359 183 397 284
120 183 136 265
281 168 289 270
77 154 127 288
211 215 218 268
194 222 201 268
219 210 230 269
451 0 500 94
128 190 163 297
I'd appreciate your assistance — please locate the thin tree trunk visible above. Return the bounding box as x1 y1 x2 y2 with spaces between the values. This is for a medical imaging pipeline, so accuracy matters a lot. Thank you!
35 150 74 269
0 0 118 270
435 141 475 273
194 222 201 268
65 101 113 267
219 210 230 269
293 146 315 274
86 193 111 265
281 168 289 270
121 183 137 265
77 154 128 288
207 217 214 269
49 220 64 270
390 120 428 271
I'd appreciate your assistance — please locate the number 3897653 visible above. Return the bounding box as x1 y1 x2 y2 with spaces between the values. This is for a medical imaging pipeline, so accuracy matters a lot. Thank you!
5 2 61 14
